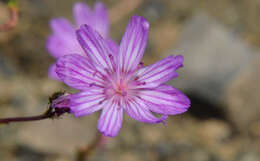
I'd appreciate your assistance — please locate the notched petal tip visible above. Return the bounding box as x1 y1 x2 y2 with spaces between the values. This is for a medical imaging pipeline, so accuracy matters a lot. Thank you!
130 15 150 30
142 20 149 29
74 1 90 9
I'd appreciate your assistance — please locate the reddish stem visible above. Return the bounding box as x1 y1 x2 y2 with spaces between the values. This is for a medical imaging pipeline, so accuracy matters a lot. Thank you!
76 132 106 161
0 107 70 124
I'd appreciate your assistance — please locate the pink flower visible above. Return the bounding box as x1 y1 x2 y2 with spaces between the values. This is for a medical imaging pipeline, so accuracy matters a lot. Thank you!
56 15 190 137
46 2 117 80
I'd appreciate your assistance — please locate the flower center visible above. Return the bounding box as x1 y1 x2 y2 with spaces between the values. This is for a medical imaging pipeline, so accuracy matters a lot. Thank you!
104 76 130 100
115 83 127 97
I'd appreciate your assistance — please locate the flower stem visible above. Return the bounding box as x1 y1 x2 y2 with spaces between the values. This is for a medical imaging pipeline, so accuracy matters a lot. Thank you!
0 91 70 124
0 112 51 124
0 106 70 124
76 132 106 161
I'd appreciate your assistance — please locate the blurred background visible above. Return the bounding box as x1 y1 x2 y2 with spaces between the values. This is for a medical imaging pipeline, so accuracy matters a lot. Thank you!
0 0 260 161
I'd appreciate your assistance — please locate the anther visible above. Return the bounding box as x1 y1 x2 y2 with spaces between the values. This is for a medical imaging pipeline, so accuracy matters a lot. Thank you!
109 54 117 70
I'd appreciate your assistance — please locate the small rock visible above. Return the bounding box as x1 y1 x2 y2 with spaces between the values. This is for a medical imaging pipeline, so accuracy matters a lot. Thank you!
171 13 255 106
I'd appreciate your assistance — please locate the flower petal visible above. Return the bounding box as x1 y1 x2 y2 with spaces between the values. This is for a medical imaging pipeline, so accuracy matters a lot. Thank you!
73 2 109 38
73 2 91 27
98 101 123 137
48 63 59 80
118 15 149 73
138 85 190 115
56 54 104 90
106 38 119 55
92 2 110 38
76 25 115 73
50 18 75 37
125 98 167 123
70 89 105 117
134 55 184 88
46 18 84 58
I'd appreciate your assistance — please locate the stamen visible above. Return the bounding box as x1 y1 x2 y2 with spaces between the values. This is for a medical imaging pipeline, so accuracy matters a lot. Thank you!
109 54 116 70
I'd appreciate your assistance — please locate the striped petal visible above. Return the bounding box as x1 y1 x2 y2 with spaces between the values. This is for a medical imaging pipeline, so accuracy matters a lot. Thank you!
70 89 105 117
138 86 190 115
76 25 115 74
134 55 184 88
118 15 149 73
98 100 123 137
56 54 104 90
125 98 167 123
